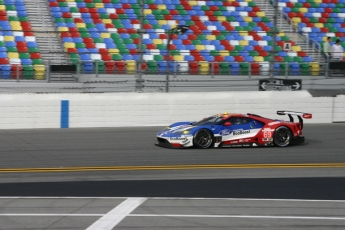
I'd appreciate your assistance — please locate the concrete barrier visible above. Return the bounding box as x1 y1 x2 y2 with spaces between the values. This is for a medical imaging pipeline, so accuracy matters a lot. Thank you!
0 91 343 129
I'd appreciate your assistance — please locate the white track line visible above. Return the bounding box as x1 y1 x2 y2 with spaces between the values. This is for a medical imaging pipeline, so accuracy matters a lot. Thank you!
86 197 147 230
0 197 344 202
0 214 344 220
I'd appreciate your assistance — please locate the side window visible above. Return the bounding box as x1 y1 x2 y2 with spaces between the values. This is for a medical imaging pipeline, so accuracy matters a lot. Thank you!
227 117 252 125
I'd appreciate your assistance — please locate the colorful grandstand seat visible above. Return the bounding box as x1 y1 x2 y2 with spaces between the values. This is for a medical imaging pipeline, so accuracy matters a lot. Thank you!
0 0 43 79
47 0 314 75
278 0 345 57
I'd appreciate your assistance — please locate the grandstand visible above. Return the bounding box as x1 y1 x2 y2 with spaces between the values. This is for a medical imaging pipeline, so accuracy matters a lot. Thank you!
0 0 343 82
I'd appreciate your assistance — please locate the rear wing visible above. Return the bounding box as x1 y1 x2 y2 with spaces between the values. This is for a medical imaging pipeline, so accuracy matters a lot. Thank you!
277 111 312 129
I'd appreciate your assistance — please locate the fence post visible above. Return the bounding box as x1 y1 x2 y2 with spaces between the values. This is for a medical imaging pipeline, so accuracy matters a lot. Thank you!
47 59 51 83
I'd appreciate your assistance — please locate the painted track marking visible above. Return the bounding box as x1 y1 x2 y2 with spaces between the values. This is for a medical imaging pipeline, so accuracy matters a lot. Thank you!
86 197 147 230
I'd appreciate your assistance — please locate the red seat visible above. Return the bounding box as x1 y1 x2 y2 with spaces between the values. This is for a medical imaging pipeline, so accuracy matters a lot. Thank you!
16 41 27 47
122 4 131 9
164 15 173 20
234 56 244 62
67 48 78 53
189 61 199 74
214 56 224 62
251 63 260 75
275 56 284 62
259 51 269 57
115 61 126 74
194 56 204 62
101 53 112 61
105 61 115 73
297 51 307 57
86 43 96 48
30 53 41 59
210 62 219 74
182 40 191 45
17 46 28 53
146 44 156 49
62 12 72 18
11 64 22 79
0 58 9 64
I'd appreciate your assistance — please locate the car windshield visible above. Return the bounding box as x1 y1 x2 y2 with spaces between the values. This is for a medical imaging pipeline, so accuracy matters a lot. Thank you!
193 116 224 126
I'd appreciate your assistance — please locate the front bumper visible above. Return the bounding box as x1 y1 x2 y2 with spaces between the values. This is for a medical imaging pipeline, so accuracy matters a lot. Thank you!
155 137 190 148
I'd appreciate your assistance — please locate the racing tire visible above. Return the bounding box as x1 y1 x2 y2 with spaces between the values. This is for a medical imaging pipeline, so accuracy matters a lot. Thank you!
193 129 214 149
273 126 292 147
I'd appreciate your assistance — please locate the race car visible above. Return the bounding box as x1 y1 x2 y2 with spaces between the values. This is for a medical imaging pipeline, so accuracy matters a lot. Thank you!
156 111 312 148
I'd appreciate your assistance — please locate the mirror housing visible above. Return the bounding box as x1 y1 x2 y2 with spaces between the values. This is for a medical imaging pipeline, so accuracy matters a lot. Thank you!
224 122 232 126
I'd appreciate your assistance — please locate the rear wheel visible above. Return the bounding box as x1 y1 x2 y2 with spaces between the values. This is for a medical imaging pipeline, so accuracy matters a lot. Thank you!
274 126 292 147
193 129 213 148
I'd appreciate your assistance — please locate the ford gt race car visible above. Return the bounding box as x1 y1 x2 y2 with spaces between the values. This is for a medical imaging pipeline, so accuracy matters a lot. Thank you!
156 111 312 148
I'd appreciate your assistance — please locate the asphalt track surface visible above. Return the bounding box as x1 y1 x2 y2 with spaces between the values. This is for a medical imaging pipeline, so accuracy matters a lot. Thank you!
1 124 345 229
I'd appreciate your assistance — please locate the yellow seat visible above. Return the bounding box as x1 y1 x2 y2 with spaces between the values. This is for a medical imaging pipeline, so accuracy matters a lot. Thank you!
299 7 308 13
100 33 110 39
206 35 216 40
0 5 5 10
173 55 184 61
314 23 324 28
58 27 69 32
108 48 119 54
189 0 197 6
66 0 75 2
277 32 285 36
254 56 264 62
217 16 226 22
244 17 253 22
158 20 167 25
63 42 75 51
314 0 322 3
76 23 86 28
219 50 229 56
239 31 248 36
8 52 19 59
291 46 301 52
4 36 14 41
153 39 162 45
11 25 22 31
126 60 136 74
143 9 152 15
95 3 104 8
239 40 249 46
102 19 112 24
199 61 209 75
292 17 301 23
10 21 21 27
195 45 205 50
157 4 166 10
256 12 265 17
310 62 320 76
34 65 45 80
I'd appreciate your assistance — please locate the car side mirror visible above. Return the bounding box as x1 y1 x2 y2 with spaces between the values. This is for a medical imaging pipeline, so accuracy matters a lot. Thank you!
224 122 232 126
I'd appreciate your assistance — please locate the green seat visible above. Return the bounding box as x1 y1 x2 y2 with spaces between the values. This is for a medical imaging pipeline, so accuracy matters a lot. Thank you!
250 51 259 56
147 60 157 73
152 9 161 15
219 62 230 74
76 43 86 48
112 54 123 61
261 17 270 22
186 21 195 26
64 18 74 23
95 61 104 73
248 2 256 6
70 7 79 13
111 33 121 40
175 5 184 10
7 46 18 52
156 44 166 50
18 16 29 22
294 3 303 7
240 63 250 75
280 62 289 73
300 63 310 75
210 50 219 56
80 32 91 38
226 16 236 22
22 65 34 79
130 34 140 39
119 48 129 54
55 18 64 23
192 40 201 45
58 2 68 7
32 59 43 65
93 38 103 43
235 26 244 31
309 18 318 23
201 6 210 11
235 46 243 51
333 8 341 13
28 47 39 53
152 24 161 29
197 35 206 40
6 5 16 11
8 16 19 21
0 41 5 46
280 36 290 42
145 0 155 4
283 56 294 62
86 23 95 28
154 55 164 61
214 11 222 16
216 35 225 40
170 50 180 55
230 51 239 56
86 3 95 8
123 38 133 44
294 57 303 62
69 53 79 64
116 43 127 49
19 53 30 59
327 18 336 23
161 9 169 15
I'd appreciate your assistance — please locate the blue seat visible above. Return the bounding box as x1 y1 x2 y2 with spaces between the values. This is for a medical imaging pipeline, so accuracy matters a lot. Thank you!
230 63 240 74
62 37 73 42
106 43 116 48
204 56 215 62
184 55 194 61
290 62 300 76
244 56 254 62
176 44 186 50
122 54 133 60
225 56 235 62
78 48 88 53
88 48 98 53
21 59 32 65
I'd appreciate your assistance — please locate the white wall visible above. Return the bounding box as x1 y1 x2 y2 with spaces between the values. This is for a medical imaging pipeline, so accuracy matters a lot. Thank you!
0 91 343 129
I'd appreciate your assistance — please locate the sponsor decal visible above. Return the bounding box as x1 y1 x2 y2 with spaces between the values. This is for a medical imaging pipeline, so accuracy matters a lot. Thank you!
302 113 312 119
170 137 188 141
233 129 250 135
239 139 244 143
262 128 275 132
219 129 232 136
230 141 238 144
268 121 281 126
262 138 273 141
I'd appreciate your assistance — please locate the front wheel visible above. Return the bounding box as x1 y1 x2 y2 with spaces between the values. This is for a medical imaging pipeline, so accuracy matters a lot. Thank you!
274 126 292 147
193 129 213 149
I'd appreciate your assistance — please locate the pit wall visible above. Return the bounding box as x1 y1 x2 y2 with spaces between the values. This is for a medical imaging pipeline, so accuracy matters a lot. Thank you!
0 91 344 129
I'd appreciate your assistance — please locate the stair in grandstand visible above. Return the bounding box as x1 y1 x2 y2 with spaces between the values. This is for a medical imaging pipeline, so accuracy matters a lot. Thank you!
23 0 75 82
254 0 322 64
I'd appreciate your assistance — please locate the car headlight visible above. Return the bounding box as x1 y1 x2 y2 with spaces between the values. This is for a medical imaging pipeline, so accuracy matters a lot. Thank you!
177 130 190 134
